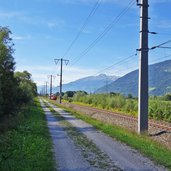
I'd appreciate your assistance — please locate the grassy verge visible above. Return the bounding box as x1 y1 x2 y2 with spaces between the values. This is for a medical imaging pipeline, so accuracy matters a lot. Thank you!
47 99 171 170
0 98 55 171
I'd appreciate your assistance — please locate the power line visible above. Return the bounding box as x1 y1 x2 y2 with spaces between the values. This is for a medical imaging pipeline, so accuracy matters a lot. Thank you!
150 39 171 50
112 54 171 76
151 32 171 36
62 0 101 59
149 54 171 64
69 0 136 67
94 52 137 76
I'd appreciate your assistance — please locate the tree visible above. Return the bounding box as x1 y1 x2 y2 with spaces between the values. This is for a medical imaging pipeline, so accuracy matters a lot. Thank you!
0 79 3 116
164 93 171 101
15 71 37 104
0 27 17 116
64 91 76 98
127 93 133 99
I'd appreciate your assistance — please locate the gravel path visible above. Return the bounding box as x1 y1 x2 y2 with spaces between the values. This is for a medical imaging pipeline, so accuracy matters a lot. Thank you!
45 100 167 171
61 102 171 149
40 100 94 171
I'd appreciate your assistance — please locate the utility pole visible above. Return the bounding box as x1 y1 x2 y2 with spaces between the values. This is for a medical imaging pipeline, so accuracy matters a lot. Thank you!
54 58 69 104
43 83 45 96
48 75 55 99
45 81 48 96
137 0 149 134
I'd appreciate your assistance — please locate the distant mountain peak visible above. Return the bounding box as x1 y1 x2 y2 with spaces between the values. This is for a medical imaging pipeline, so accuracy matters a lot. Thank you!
95 60 171 96
62 74 119 93
98 74 107 77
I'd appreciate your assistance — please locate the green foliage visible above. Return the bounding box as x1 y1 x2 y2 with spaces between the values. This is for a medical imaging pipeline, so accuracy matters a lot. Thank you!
70 93 171 122
127 93 133 99
164 93 171 101
0 27 17 116
149 99 171 122
15 71 37 104
0 79 3 116
73 91 88 102
64 91 76 98
0 27 37 118
0 99 55 171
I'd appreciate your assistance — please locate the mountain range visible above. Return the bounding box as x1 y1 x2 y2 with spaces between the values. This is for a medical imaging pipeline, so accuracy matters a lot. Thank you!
96 60 171 96
62 74 119 93
38 60 171 96
37 74 119 94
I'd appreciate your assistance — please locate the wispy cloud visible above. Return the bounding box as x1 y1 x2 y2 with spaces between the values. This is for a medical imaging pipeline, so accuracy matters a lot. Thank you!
12 35 32 41
47 20 65 29
16 64 98 86
0 10 22 19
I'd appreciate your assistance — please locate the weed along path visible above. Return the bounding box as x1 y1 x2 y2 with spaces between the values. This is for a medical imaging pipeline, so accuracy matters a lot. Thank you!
41 99 167 171
40 100 94 171
40 99 121 171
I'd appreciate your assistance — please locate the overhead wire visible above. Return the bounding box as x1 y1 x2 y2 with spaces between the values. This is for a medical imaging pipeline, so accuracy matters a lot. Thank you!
93 52 137 76
103 54 171 82
69 0 136 67
65 0 171 81
150 39 171 50
62 0 102 59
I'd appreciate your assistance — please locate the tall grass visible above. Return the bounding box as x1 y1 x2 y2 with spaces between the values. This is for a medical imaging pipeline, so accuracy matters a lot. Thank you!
0 99 55 171
71 93 171 122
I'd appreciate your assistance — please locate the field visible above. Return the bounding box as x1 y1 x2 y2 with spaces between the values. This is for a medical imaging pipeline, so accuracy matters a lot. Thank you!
64 93 171 122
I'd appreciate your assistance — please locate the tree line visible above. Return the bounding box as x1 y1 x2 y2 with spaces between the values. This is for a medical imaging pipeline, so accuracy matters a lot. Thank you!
0 27 37 118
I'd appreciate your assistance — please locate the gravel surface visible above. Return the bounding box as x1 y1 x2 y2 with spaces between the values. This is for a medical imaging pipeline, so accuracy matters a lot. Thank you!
62 102 171 149
46 100 167 171
40 100 94 171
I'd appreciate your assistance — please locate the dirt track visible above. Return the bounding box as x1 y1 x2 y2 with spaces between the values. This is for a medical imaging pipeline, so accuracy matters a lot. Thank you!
43 99 167 171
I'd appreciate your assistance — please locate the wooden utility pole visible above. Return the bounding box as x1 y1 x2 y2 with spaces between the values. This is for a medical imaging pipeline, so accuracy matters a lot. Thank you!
54 58 69 104
137 0 149 134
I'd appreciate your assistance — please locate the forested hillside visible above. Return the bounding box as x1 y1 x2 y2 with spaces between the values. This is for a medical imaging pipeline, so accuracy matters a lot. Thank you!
96 60 171 96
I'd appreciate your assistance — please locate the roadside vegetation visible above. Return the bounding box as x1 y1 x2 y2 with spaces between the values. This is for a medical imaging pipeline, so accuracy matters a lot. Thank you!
62 91 171 122
0 27 54 170
0 26 37 120
0 99 55 171
46 99 171 170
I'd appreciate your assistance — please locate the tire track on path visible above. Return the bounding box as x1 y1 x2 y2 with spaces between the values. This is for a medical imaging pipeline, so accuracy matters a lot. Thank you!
45 99 167 171
40 99 93 171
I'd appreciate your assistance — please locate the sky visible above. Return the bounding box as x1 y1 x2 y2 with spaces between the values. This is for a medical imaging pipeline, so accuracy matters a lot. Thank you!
0 0 171 87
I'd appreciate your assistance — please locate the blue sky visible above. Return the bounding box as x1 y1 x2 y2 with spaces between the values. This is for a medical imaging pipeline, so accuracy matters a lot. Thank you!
0 0 171 86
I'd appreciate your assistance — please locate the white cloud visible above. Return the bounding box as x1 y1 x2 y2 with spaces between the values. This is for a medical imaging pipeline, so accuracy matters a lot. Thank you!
0 11 22 19
47 20 65 29
16 64 98 86
12 35 31 40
